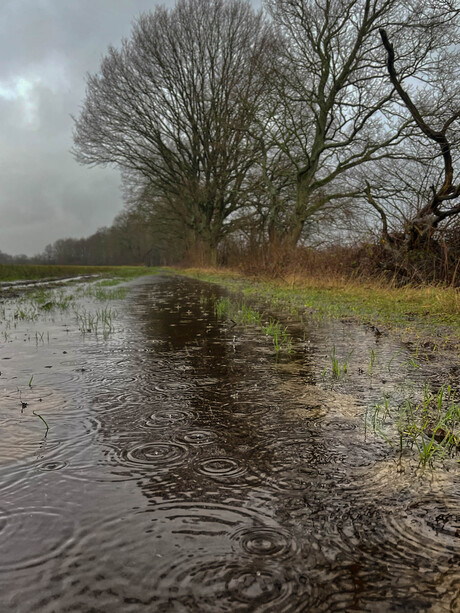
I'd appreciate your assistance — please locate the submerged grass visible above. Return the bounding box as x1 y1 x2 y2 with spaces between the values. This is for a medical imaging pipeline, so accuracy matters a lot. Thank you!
178 267 459 468
29 287 74 311
33 410 49 432
261 318 292 353
324 345 353 379
74 306 116 336
0 266 150 347
0 267 162 338
369 384 460 466
214 296 292 354
77 285 129 301
173 267 460 353
215 296 264 327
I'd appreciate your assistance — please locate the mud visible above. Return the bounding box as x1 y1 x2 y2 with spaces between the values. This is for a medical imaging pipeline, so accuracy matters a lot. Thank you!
0 274 458 612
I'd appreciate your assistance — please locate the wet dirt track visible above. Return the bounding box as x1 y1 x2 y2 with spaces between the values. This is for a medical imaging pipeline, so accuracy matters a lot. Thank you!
0 274 459 612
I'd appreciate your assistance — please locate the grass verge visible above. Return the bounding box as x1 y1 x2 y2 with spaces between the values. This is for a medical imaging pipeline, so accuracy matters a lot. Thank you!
171 267 460 354
177 266 460 466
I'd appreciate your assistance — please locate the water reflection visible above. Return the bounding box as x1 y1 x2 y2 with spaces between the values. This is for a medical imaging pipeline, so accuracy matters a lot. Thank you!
0 275 458 612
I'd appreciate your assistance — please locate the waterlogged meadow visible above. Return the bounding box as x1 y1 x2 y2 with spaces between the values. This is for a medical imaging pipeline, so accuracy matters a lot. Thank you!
0 280 124 341
0 272 459 611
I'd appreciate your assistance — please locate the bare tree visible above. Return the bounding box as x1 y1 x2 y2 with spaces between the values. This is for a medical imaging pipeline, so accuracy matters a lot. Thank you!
362 142 456 244
121 176 191 263
73 0 277 264
352 13 460 281
378 27 460 250
264 0 459 247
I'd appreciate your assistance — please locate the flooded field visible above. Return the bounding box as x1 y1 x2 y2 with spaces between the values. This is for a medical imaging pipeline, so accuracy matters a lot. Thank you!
0 274 459 612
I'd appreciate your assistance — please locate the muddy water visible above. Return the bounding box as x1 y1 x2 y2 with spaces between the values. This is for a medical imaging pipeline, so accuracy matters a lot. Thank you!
0 275 459 612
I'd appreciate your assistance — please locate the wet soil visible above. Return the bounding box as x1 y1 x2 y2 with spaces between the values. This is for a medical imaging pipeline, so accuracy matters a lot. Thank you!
0 274 459 612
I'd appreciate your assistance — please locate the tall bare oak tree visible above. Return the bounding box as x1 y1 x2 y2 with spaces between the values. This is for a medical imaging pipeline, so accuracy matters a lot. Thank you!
73 0 277 263
264 0 459 247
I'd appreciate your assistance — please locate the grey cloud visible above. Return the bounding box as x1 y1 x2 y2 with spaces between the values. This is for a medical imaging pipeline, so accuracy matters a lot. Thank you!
0 0 173 256
0 0 163 81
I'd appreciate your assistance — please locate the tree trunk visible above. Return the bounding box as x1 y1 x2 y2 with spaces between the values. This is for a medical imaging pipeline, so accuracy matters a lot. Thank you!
282 173 310 247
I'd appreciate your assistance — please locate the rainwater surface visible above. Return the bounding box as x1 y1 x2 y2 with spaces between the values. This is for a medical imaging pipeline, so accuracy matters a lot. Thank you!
0 274 459 612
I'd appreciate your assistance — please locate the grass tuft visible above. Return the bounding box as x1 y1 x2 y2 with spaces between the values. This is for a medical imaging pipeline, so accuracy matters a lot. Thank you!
370 383 460 466
215 296 292 354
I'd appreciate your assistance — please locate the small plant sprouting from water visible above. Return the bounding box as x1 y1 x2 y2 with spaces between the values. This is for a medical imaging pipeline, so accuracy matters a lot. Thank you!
405 356 421 370
215 297 232 319
75 283 128 301
369 384 460 466
387 349 402 373
368 349 376 375
261 318 292 353
35 331 46 344
325 345 353 378
238 304 264 326
365 394 392 445
28 375 34 388
75 307 116 336
215 297 292 354
33 410 49 432
13 306 38 322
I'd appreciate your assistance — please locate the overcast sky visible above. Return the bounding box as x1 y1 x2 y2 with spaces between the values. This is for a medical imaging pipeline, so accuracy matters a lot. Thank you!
0 0 177 256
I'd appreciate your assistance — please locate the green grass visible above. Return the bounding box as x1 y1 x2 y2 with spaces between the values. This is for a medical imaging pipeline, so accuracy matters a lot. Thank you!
214 296 292 353
93 287 128 301
324 345 353 379
24 277 130 310
74 306 116 336
29 287 74 310
76 285 129 301
0 266 157 346
369 384 460 466
0 264 162 283
261 318 292 353
215 296 264 326
95 279 123 287
172 267 460 353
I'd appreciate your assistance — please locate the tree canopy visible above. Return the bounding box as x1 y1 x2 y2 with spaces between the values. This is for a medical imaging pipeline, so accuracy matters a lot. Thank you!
73 0 277 262
72 0 460 277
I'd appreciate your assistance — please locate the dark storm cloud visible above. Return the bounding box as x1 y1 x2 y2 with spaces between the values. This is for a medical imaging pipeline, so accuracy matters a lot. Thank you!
0 0 171 256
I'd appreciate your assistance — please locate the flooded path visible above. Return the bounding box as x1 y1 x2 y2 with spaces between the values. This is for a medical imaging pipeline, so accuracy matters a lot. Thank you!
0 275 459 611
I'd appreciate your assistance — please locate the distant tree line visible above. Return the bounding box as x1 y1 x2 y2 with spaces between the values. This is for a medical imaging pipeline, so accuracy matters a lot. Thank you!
7 0 460 281
1 206 174 267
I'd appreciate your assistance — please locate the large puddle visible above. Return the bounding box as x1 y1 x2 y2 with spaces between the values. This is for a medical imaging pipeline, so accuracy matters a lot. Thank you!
0 274 459 611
